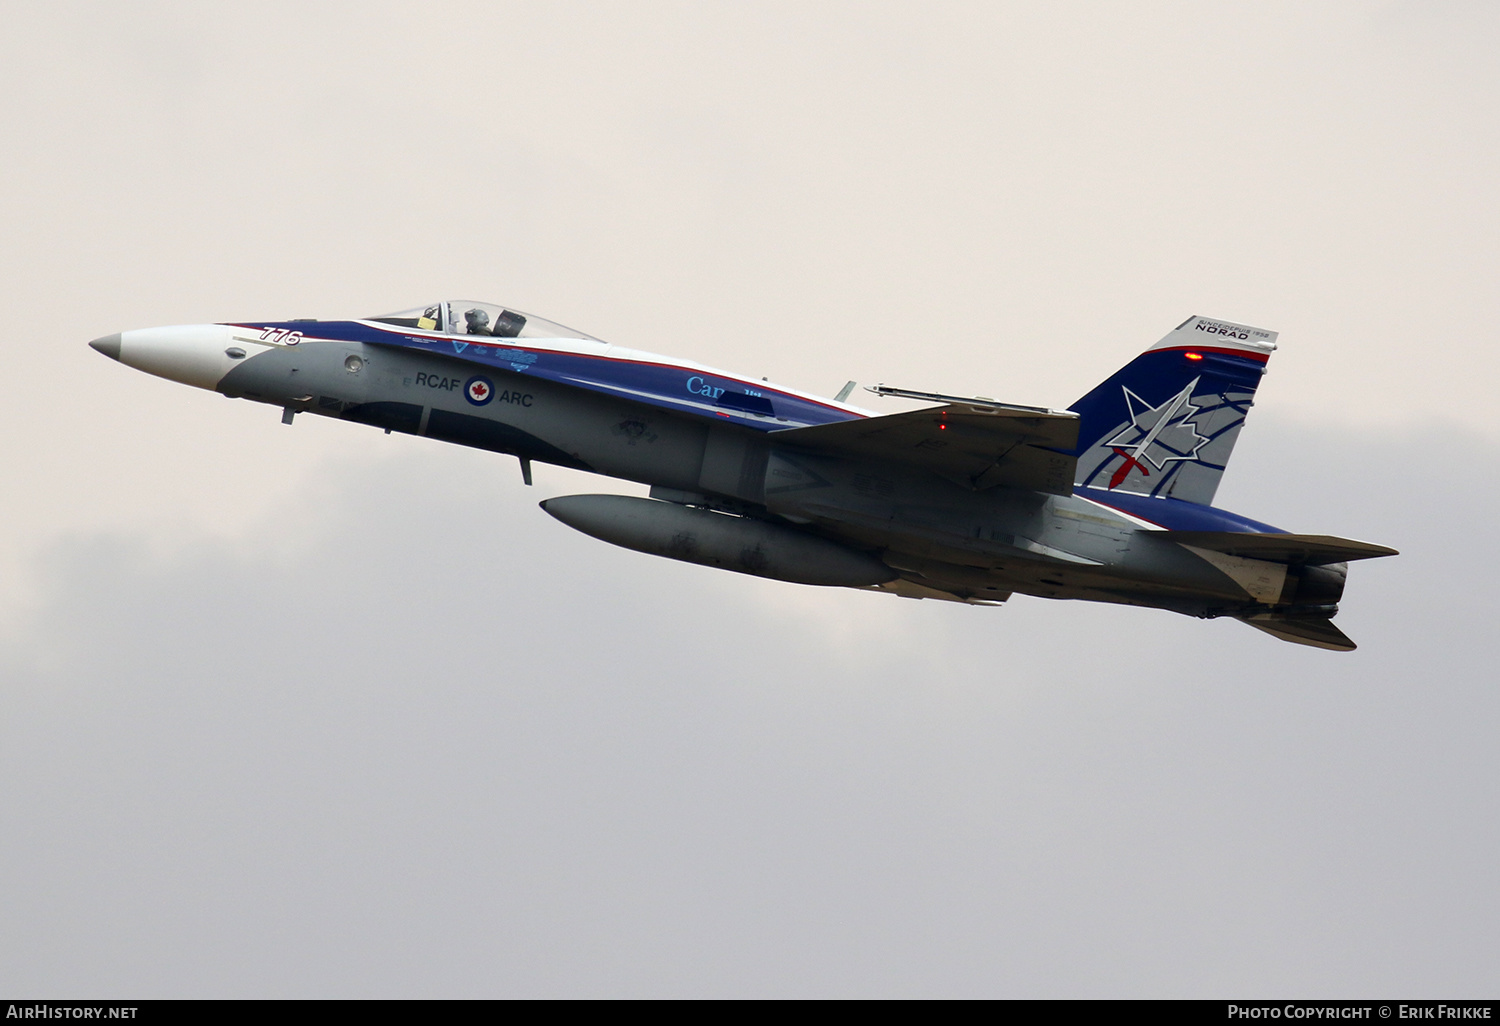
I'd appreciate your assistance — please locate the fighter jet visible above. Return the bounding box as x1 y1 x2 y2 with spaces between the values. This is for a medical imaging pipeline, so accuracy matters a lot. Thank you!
89 302 1395 650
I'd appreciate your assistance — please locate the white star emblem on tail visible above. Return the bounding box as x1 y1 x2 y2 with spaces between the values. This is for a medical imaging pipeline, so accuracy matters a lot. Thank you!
1101 378 1209 488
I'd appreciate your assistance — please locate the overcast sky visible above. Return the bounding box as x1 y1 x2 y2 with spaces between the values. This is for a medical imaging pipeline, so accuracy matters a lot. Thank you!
2 1 1497 997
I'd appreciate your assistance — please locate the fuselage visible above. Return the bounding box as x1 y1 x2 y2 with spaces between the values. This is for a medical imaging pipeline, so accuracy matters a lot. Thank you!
89 303 1347 627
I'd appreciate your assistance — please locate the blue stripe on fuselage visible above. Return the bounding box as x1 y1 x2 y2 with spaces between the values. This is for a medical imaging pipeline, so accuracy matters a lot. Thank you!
230 320 861 431
1078 486 1286 533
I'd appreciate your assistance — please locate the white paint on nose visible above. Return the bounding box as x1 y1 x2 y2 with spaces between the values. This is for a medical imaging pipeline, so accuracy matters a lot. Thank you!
116 324 246 391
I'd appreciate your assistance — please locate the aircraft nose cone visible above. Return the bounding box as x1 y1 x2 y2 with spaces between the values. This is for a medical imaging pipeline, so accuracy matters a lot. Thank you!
89 333 122 360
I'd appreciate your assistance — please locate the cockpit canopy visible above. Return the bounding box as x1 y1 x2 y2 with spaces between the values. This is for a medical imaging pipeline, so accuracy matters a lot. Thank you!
370 301 601 342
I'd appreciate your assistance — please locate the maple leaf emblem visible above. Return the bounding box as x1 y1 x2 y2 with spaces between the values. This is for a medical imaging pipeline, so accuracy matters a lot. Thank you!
1102 378 1209 488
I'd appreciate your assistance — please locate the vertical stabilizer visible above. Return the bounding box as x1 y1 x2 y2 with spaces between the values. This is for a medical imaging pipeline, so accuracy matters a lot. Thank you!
1069 316 1277 506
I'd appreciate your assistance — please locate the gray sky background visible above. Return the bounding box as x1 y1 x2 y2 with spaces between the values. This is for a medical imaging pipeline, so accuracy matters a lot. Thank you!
1 1 1496 997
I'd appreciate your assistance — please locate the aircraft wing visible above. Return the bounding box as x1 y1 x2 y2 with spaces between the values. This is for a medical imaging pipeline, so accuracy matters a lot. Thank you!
1161 532 1398 564
770 403 1080 495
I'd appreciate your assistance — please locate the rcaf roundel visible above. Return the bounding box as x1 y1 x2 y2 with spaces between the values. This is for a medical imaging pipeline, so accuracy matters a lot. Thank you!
465 375 493 405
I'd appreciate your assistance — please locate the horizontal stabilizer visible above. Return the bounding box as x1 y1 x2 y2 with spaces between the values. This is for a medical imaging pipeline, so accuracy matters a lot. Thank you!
1239 614 1357 652
772 403 1080 495
1161 531 1398 565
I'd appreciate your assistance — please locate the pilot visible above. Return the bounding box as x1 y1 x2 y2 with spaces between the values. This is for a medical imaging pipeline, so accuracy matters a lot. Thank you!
464 307 493 336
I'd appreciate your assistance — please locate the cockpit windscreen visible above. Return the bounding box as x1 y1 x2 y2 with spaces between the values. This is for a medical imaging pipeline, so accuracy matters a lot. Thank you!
370 302 601 342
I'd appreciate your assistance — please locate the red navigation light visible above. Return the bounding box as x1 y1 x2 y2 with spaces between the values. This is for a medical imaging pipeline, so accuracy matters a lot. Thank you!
1185 351 1204 361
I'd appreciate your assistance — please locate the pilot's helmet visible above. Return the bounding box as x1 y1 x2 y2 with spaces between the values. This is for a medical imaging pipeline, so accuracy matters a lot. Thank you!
464 308 491 333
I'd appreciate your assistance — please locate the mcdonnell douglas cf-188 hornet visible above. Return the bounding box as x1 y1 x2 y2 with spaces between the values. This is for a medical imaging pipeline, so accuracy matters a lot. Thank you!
90 304 1396 650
